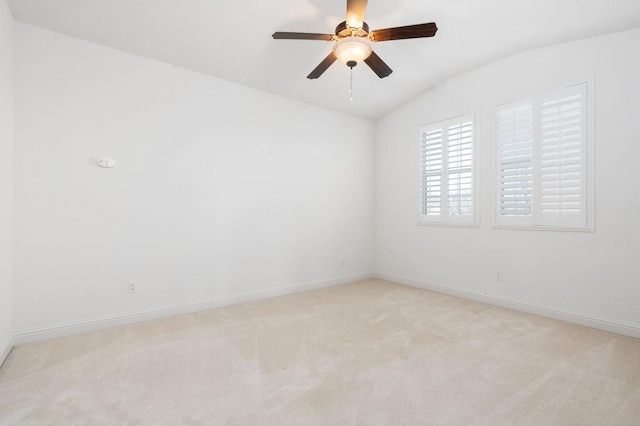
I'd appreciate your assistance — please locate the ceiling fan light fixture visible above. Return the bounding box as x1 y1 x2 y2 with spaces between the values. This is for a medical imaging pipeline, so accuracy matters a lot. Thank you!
333 37 372 67
273 0 438 79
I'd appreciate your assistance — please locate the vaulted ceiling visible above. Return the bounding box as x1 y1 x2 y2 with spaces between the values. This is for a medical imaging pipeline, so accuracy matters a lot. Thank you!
8 0 640 120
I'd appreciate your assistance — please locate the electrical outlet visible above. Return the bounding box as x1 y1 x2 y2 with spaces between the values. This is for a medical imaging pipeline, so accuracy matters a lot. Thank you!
496 270 503 282
340 257 345 266
128 280 137 293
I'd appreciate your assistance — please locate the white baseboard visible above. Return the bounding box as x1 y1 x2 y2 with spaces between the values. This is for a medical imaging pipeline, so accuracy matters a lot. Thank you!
0 337 13 369
375 273 640 339
16 272 636 345
14 274 374 345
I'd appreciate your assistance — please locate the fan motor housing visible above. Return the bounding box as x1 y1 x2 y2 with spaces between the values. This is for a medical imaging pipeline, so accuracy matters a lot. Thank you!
335 21 369 38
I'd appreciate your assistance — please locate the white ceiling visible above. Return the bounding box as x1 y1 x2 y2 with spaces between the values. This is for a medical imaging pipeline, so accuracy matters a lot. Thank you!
8 0 640 120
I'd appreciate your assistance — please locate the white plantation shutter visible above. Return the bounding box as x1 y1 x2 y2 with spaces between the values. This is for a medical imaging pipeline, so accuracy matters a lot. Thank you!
420 128 443 216
496 83 590 229
539 85 587 227
447 121 473 216
498 103 533 222
419 114 475 225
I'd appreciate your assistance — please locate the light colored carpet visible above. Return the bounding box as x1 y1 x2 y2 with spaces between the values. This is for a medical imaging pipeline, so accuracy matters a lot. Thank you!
1 279 639 425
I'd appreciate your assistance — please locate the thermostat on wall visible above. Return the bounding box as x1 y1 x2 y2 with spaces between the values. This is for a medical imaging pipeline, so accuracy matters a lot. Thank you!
98 158 116 168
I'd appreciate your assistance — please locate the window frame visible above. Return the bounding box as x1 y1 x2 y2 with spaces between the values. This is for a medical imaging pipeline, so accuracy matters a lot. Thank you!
494 81 594 232
417 112 478 227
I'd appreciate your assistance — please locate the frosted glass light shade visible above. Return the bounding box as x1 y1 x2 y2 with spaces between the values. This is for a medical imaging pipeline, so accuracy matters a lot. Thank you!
333 37 372 65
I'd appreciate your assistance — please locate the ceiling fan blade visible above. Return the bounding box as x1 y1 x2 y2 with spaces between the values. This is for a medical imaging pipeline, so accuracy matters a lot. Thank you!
364 51 393 78
307 52 338 79
370 22 438 42
346 0 368 28
272 32 334 41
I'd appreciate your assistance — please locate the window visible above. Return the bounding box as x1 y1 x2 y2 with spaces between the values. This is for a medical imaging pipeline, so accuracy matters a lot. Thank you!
496 82 592 230
419 113 476 226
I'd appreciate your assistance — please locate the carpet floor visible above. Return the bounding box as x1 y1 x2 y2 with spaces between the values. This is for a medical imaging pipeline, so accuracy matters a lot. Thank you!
1 279 639 425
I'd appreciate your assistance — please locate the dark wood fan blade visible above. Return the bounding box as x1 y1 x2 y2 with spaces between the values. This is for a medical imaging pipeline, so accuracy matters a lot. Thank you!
364 51 393 78
346 0 368 28
307 52 338 79
370 22 438 42
272 32 333 41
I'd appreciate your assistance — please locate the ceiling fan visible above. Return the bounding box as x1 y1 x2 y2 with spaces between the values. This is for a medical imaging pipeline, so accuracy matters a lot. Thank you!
272 0 438 79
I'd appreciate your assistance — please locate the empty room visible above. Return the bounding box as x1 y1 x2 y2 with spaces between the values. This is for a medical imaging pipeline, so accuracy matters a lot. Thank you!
1 0 640 424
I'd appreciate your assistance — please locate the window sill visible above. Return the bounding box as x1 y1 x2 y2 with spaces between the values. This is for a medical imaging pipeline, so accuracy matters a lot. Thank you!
417 221 479 229
492 224 594 233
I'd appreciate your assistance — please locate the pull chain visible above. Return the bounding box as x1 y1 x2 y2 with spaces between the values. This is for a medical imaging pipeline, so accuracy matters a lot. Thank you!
350 67 354 101
346 60 357 102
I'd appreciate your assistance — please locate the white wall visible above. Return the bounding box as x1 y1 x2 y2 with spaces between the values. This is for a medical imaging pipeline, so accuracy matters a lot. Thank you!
0 0 14 361
13 24 375 339
11 20 640 343
376 29 640 335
